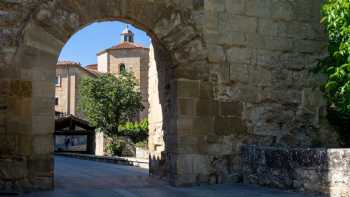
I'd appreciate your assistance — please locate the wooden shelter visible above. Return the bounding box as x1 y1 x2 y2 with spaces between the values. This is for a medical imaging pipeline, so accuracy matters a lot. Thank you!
54 115 95 154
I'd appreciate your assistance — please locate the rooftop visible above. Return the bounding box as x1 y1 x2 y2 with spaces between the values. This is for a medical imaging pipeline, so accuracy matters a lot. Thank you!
57 60 80 65
97 42 148 55
85 64 97 70
56 61 100 77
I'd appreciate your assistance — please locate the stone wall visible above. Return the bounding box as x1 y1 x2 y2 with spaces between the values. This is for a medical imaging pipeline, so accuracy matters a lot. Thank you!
241 145 350 197
0 0 342 194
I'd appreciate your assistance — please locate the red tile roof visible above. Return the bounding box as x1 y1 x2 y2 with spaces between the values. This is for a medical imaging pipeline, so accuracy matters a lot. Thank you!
57 60 80 65
86 69 101 76
109 42 145 49
56 61 100 77
85 64 98 70
97 42 148 55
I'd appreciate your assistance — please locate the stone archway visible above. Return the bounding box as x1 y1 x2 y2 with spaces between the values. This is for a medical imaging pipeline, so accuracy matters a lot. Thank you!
1 0 337 195
1 0 208 191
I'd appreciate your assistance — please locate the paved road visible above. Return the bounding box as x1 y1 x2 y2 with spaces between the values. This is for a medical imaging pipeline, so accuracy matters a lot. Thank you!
23 156 316 197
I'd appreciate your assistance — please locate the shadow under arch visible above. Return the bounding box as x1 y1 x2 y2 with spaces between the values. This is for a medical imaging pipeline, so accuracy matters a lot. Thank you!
10 0 205 192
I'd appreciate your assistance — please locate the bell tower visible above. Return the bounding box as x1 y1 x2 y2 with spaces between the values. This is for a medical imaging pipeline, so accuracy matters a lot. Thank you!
120 25 134 43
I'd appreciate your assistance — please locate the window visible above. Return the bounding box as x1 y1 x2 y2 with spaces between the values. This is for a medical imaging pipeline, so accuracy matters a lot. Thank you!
55 75 61 87
55 97 59 106
119 64 126 73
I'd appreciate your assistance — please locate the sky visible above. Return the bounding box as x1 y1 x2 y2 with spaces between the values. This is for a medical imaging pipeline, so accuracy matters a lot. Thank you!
58 21 151 67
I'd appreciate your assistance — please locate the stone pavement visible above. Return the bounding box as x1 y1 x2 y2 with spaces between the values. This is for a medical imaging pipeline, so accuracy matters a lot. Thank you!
21 156 316 197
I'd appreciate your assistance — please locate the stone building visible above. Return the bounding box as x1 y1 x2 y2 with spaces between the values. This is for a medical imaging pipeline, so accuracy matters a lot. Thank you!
55 61 98 119
55 27 149 121
96 26 150 120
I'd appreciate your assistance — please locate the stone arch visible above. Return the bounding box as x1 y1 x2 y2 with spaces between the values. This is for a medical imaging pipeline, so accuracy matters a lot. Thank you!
6 0 207 191
1 0 336 195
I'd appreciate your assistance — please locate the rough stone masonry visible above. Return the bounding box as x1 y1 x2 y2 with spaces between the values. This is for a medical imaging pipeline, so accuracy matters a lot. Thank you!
0 0 347 196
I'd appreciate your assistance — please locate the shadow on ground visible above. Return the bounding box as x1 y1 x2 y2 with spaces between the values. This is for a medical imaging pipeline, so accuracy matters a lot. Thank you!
22 156 317 197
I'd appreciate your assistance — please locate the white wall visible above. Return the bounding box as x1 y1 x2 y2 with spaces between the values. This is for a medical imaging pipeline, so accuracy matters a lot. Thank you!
97 52 109 73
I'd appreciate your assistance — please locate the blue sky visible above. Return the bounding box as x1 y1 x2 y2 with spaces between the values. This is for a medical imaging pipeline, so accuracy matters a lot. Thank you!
58 21 151 67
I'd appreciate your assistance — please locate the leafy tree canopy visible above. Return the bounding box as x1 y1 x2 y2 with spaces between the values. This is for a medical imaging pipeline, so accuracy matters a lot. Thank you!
79 72 144 138
322 0 350 117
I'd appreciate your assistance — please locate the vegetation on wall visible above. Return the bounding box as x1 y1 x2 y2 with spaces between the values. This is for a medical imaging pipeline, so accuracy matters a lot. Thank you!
105 119 148 156
79 72 144 138
119 119 148 143
322 0 350 115
321 0 350 144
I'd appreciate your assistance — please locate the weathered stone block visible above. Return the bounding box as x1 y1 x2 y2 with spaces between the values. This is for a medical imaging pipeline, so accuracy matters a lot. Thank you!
192 154 209 174
0 80 10 96
214 117 247 136
219 101 243 117
29 176 53 190
204 0 225 11
219 13 257 33
176 80 200 98
199 81 213 99
176 135 208 154
0 157 27 180
0 134 17 154
18 135 32 156
229 64 249 83
176 154 194 174
28 156 53 176
32 115 54 135
258 36 294 52
9 80 32 98
207 143 233 156
207 44 225 63
32 135 53 155
193 117 214 135
204 31 247 46
174 39 207 63
270 0 295 21
23 22 64 55
250 66 272 87
245 0 271 18
32 80 54 98
224 0 245 14
31 96 54 116
204 11 219 33
177 99 195 116
176 118 193 135
258 19 286 37
7 97 31 120
171 173 197 187
193 0 204 10
196 99 218 116
226 46 256 64
256 49 280 68
241 146 350 196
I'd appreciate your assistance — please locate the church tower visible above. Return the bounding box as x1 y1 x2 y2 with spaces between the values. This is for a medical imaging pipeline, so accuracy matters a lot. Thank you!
120 25 134 43
97 25 149 121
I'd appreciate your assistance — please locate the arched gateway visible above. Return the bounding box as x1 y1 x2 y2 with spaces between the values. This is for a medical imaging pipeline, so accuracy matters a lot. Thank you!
1 0 346 195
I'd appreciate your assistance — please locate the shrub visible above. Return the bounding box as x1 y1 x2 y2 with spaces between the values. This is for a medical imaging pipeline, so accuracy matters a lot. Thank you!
105 140 123 156
118 119 148 143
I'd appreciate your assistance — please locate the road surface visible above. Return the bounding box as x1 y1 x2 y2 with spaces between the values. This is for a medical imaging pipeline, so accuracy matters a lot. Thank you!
23 156 316 197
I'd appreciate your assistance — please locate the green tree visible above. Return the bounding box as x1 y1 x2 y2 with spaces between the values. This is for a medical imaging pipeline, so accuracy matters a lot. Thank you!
321 0 350 117
79 72 144 138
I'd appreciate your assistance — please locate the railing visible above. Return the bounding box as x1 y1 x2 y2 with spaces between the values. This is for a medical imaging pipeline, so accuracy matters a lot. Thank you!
55 112 69 119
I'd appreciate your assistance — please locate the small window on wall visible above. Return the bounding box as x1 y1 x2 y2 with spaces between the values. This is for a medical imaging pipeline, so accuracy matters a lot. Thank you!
55 97 59 106
55 75 61 87
119 64 126 73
